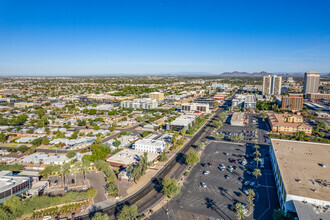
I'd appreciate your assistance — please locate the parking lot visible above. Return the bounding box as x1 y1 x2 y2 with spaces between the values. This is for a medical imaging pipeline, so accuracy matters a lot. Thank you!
151 141 279 220
218 114 269 145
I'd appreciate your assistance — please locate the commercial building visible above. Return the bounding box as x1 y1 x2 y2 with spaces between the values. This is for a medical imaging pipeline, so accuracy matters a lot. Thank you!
14 102 35 108
211 83 231 89
121 98 158 109
0 171 31 203
303 72 320 94
231 94 256 110
268 112 312 135
230 112 245 126
133 139 166 153
106 149 158 168
269 139 330 219
193 97 216 108
181 103 210 113
169 114 197 131
244 95 257 110
263 75 282 95
20 153 71 165
281 94 303 111
306 93 330 101
149 92 165 101
213 92 228 100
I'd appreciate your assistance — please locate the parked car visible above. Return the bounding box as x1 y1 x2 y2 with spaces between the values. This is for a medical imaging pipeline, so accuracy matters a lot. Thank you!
203 171 210 175
64 187 68 193
250 182 255 186
234 191 242 197
201 182 207 188
225 175 230 179
244 181 250 186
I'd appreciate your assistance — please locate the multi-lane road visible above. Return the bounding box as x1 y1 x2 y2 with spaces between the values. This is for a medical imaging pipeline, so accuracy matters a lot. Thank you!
76 108 223 219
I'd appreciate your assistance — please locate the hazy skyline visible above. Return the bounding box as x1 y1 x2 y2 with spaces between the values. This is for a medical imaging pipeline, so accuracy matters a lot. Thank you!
1 0 330 75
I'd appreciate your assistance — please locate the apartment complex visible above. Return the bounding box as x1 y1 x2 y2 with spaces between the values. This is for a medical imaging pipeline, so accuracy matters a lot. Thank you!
120 98 158 109
262 75 282 95
303 72 320 94
269 139 330 219
149 92 165 101
281 94 303 111
268 112 312 135
181 103 210 113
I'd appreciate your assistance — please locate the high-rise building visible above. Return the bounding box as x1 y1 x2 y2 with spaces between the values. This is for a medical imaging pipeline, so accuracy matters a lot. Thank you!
262 75 282 95
303 72 320 94
281 94 303 111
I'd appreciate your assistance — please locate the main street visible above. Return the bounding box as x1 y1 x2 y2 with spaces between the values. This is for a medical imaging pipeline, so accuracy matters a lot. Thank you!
76 107 224 219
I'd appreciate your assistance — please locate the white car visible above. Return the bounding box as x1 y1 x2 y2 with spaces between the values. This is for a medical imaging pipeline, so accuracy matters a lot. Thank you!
201 182 207 188
249 182 255 186
244 181 250 186
203 171 210 175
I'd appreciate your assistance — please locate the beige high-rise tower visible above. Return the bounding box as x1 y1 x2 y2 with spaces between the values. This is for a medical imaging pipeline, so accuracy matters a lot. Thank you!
303 72 320 94
262 75 282 95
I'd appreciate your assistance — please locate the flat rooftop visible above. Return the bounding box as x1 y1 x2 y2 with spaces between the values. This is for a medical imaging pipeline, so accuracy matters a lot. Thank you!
271 139 330 202
106 149 158 166
231 112 245 121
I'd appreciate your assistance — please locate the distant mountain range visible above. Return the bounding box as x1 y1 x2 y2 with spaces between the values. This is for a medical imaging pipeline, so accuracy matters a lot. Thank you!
219 71 330 77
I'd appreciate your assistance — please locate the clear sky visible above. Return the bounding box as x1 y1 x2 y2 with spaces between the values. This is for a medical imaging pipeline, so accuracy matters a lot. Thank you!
0 0 330 76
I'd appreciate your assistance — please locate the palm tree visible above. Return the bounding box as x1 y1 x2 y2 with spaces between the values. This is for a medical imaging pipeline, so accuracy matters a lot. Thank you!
61 163 70 186
247 189 255 211
235 202 245 220
72 162 81 184
80 160 90 181
253 144 260 151
253 150 261 158
254 157 261 168
253 168 262 186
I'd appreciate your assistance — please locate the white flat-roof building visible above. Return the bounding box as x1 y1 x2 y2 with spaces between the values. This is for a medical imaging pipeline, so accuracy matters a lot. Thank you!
170 114 197 131
20 153 71 165
133 138 166 153
121 98 158 109
106 149 158 168
270 139 330 218
230 112 245 126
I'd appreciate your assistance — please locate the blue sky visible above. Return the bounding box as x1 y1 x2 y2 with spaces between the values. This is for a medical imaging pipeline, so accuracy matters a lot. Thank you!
0 0 330 75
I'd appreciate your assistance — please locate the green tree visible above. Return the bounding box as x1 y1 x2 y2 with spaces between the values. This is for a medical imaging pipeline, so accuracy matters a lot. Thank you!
254 157 261 168
159 151 168 162
113 140 121 147
179 129 186 138
92 212 109 220
198 142 205 149
214 133 225 140
253 168 262 186
17 145 29 153
31 138 43 147
41 138 49 145
118 205 138 220
247 189 255 211
66 150 76 159
107 182 119 197
61 163 71 186
88 109 97 115
161 178 181 198
87 188 98 199
253 150 261 158
235 202 246 220
293 131 305 140
0 132 7 143
185 150 200 166
273 209 293 220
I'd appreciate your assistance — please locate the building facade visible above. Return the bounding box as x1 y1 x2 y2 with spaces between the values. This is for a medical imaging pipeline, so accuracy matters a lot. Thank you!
268 112 312 135
281 94 303 111
149 92 165 101
121 98 158 109
133 139 166 153
263 75 282 95
0 171 31 203
181 103 210 113
303 72 320 94
306 93 330 101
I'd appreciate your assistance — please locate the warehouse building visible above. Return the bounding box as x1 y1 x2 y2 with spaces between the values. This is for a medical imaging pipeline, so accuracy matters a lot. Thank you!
230 112 245 126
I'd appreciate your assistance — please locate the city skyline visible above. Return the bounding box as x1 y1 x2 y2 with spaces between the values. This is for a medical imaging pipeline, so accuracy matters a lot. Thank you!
1 0 330 75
